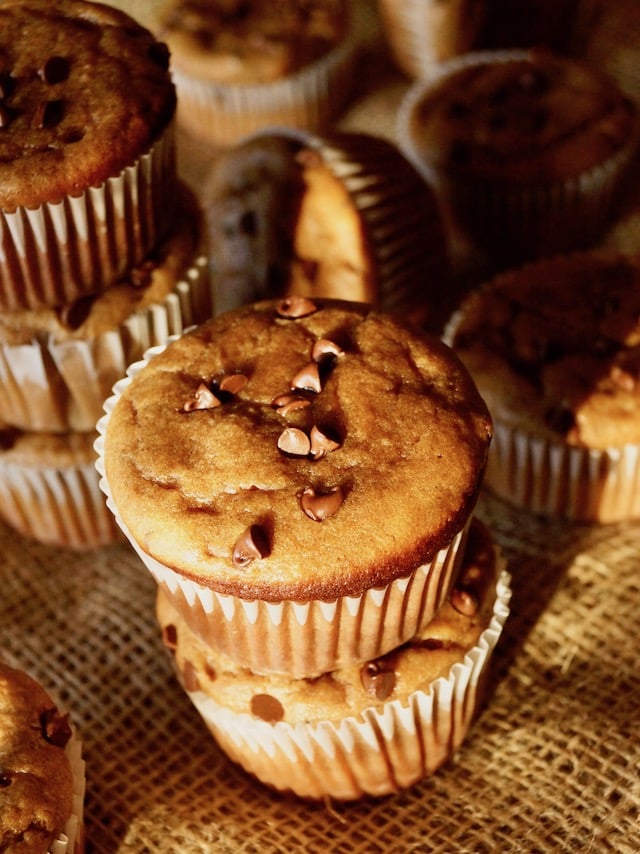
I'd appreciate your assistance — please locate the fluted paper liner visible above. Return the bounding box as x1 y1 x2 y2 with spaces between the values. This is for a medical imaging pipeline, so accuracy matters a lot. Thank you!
0 123 176 311
50 729 86 854
0 441 120 550
171 30 359 147
95 339 472 678
0 254 210 433
183 568 511 800
396 50 640 266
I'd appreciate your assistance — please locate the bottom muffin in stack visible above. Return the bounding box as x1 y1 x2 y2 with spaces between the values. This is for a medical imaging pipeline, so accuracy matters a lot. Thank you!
156 519 511 800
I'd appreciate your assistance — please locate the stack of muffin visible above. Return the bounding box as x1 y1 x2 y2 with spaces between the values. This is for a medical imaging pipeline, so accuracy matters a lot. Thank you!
96 296 511 799
0 0 212 550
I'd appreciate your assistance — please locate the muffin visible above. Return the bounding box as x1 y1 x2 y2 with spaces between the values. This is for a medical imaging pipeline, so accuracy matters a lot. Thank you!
0 426 121 550
0 0 177 311
0 660 85 853
156 518 511 800
96 297 492 677
377 0 488 79
204 129 452 332
396 49 640 275
444 250 640 522
154 0 358 147
0 182 210 434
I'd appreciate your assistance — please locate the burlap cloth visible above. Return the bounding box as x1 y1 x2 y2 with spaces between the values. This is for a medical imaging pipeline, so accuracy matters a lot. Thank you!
1 2 639 851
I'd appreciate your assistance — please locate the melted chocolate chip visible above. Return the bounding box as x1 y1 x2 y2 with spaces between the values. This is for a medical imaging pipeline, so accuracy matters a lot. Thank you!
300 485 344 521
309 425 341 458
0 774 11 787
58 294 95 330
276 295 318 319
232 524 269 567
182 383 222 412
250 693 284 723
40 708 72 748
31 99 64 130
450 588 478 617
218 373 248 395
360 660 396 700
39 56 71 85
162 623 178 652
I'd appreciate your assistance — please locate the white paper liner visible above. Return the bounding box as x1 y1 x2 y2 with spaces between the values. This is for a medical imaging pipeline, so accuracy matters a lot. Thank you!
0 123 177 311
184 567 511 800
0 254 210 433
171 29 359 147
95 337 472 677
50 729 86 854
396 50 640 265
0 443 121 550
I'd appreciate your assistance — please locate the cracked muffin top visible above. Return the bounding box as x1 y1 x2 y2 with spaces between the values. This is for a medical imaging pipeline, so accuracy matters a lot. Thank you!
156 0 348 85
446 250 640 449
0 661 74 853
102 297 492 601
157 518 502 722
0 0 176 210
405 50 638 184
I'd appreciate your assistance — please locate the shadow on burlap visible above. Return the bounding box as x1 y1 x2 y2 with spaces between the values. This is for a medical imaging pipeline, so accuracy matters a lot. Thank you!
2 486 639 854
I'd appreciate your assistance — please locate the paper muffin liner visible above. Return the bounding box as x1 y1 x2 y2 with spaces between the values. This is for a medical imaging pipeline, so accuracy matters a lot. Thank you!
396 50 640 269
0 254 210 433
182 567 511 800
0 431 122 550
485 421 640 523
171 29 360 148
377 0 488 79
95 337 473 678
0 123 177 312
50 728 86 854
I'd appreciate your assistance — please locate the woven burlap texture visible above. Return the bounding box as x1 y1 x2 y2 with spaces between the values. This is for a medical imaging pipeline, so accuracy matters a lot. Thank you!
1 489 639 854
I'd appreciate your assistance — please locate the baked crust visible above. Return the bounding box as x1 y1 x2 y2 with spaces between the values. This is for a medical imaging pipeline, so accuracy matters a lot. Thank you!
104 298 492 600
0 0 176 210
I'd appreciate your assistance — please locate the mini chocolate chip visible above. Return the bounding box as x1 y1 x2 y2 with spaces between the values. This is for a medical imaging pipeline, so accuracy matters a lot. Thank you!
40 708 72 748
149 41 171 70
291 362 321 393
309 425 340 458
271 393 311 416
312 338 344 362
250 693 284 722
182 660 200 692
276 295 317 318
38 56 70 84
0 774 11 787
360 661 395 700
451 588 478 617
300 485 344 521
31 99 64 129
232 524 269 567
162 623 177 652
219 373 248 394
182 383 222 412
57 294 95 330
278 427 311 456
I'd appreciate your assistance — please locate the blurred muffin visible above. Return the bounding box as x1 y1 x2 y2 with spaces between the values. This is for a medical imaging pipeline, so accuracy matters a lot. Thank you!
154 0 359 147
97 298 492 677
0 426 121 550
157 519 511 800
377 0 488 79
204 129 452 333
397 49 640 276
0 0 177 310
0 659 85 853
0 182 210 434
445 250 640 522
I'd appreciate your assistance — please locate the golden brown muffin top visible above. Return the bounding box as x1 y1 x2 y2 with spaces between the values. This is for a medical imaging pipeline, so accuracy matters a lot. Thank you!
447 250 640 449
157 518 500 723
0 661 74 853
0 182 203 346
0 0 176 210
407 50 637 183
156 0 348 84
104 298 492 601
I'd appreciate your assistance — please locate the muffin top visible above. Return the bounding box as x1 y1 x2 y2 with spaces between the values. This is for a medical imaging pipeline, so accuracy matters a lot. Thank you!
0 0 176 210
0 426 99 468
405 50 638 183
157 518 502 723
103 298 492 601
156 0 348 84
0 182 203 346
447 250 640 449
0 661 74 853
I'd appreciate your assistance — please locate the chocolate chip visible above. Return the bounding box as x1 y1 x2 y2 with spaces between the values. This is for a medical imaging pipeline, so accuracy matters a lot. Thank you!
271 393 311 416
0 774 11 787
38 56 70 85
57 294 95 330
0 71 15 99
290 362 321 393
276 295 317 318
300 485 344 521
311 338 344 362
0 103 16 128
0 427 17 451
182 660 200 692
232 524 269 567
162 623 177 652
360 660 396 700
309 425 340 458
182 383 222 412
204 661 217 682
277 427 311 457
218 373 248 395
451 588 478 617
31 99 64 129
149 41 171 71
40 708 72 748
250 693 284 723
